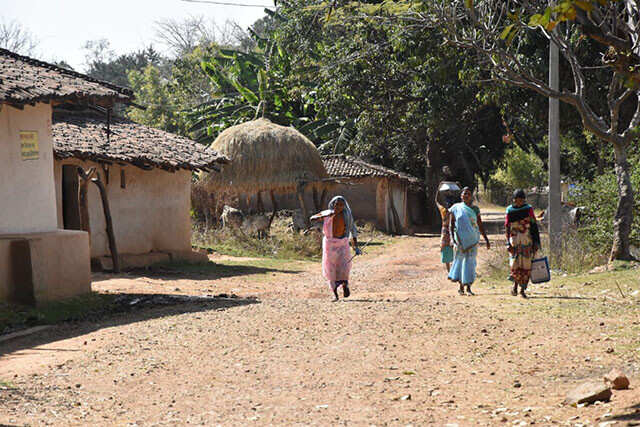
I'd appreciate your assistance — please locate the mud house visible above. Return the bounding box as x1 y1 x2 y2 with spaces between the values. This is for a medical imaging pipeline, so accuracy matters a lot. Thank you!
322 155 425 234
52 112 228 270
0 48 131 304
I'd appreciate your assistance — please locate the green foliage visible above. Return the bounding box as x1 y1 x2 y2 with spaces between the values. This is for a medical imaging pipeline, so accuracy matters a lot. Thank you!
275 0 508 182
574 156 640 256
490 144 546 191
127 65 185 133
83 40 164 88
126 44 220 137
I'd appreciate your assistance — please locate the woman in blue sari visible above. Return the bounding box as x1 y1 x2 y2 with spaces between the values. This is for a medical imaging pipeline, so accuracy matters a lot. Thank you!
448 187 490 295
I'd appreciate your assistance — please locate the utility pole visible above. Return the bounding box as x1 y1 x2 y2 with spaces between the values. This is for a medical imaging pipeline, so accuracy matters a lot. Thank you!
548 19 562 259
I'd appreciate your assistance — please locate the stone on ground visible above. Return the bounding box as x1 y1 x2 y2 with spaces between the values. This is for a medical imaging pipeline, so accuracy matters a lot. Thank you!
564 381 612 406
604 369 630 390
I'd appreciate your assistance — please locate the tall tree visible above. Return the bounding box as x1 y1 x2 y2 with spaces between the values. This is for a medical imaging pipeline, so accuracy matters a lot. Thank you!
274 1 507 222
432 0 640 261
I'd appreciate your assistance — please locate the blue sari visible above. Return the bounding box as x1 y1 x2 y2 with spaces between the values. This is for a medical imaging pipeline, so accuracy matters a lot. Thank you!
448 202 481 285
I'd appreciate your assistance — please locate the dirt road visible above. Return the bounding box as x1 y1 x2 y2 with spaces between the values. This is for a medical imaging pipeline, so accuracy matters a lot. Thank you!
1 236 638 425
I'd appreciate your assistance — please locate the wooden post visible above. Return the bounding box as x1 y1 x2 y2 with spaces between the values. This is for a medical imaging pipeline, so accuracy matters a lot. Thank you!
256 191 264 213
312 187 320 211
297 182 310 227
320 187 328 210
268 190 278 228
77 167 97 236
92 173 120 273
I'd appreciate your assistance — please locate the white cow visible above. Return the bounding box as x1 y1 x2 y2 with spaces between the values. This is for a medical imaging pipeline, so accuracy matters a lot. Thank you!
539 204 584 228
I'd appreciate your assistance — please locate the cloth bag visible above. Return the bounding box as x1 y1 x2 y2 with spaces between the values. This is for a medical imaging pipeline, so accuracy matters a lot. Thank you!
530 256 551 283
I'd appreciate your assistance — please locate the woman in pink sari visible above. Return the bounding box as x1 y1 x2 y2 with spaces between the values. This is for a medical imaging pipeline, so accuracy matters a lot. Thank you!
311 196 360 301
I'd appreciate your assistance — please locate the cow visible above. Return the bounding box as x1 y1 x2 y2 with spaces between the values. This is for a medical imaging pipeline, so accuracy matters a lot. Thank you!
538 203 584 229
242 214 271 239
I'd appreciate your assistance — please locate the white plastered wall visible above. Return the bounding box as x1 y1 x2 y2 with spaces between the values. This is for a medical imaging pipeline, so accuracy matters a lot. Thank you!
54 159 193 258
0 103 58 233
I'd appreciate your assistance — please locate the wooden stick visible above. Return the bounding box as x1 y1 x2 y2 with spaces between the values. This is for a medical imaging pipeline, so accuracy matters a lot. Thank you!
256 191 264 213
297 182 310 228
269 190 278 228
615 281 626 298
92 173 120 273
77 167 97 236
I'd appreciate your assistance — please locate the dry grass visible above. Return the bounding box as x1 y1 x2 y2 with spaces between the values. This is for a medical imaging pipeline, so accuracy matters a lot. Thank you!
200 118 328 194
192 216 390 261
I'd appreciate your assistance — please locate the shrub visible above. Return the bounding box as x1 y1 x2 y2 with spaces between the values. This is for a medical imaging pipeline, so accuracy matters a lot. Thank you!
573 158 640 260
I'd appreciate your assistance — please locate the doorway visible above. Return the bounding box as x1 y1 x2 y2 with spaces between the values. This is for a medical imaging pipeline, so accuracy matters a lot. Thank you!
61 165 81 230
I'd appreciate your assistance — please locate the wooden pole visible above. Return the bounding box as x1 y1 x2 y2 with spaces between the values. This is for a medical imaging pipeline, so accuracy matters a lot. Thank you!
320 187 328 210
77 167 97 236
313 187 320 211
256 191 264 213
268 190 278 228
92 173 120 273
297 182 310 227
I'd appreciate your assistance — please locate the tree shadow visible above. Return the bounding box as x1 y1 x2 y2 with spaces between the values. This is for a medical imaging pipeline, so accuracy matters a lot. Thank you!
0 293 259 357
93 260 304 283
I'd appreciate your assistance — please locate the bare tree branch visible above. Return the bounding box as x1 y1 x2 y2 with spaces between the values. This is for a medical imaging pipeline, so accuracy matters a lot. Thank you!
0 19 38 55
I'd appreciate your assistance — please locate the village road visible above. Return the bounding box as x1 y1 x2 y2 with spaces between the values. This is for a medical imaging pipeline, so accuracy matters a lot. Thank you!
0 236 639 426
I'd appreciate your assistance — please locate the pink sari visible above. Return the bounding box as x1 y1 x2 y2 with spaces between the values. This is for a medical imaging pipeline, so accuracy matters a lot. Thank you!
322 216 352 282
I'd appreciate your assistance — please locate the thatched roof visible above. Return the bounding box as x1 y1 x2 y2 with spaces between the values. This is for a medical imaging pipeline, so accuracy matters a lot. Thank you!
0 48 132 105
202 118 328 193
323 154 422 185
53 113 228 172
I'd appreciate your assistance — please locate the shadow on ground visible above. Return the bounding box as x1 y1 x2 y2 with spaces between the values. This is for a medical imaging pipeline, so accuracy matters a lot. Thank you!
609 402 640 422
93 261 304 283
0 293 259 357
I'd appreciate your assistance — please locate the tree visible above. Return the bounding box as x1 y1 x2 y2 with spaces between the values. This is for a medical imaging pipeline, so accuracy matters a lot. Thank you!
83 40 165 87
274 1 508 222
155 16 254 57
431 0 640 261
127 44 220 136
185 30 337 145
0 19 38 55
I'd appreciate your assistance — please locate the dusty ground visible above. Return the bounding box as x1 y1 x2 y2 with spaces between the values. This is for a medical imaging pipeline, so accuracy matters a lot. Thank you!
1 236 639 426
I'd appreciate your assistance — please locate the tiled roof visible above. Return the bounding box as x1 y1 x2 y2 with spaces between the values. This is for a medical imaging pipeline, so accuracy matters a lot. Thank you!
52 113 229 172
322 154 421 184
0 48 132 105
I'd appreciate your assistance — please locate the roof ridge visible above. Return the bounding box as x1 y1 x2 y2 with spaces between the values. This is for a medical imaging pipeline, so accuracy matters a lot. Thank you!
0 47 133 97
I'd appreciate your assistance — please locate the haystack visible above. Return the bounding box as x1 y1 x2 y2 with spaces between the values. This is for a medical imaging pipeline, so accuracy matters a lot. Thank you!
202 118 327 193
199 118 329 223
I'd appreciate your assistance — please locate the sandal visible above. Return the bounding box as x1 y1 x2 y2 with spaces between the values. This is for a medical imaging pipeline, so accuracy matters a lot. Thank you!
466 285 475 296
458 284 465 296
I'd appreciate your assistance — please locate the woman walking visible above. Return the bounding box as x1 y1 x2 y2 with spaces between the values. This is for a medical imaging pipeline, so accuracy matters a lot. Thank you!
311 196 360 301
505 189 540 298
448 187 490 295
436 181 459 272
